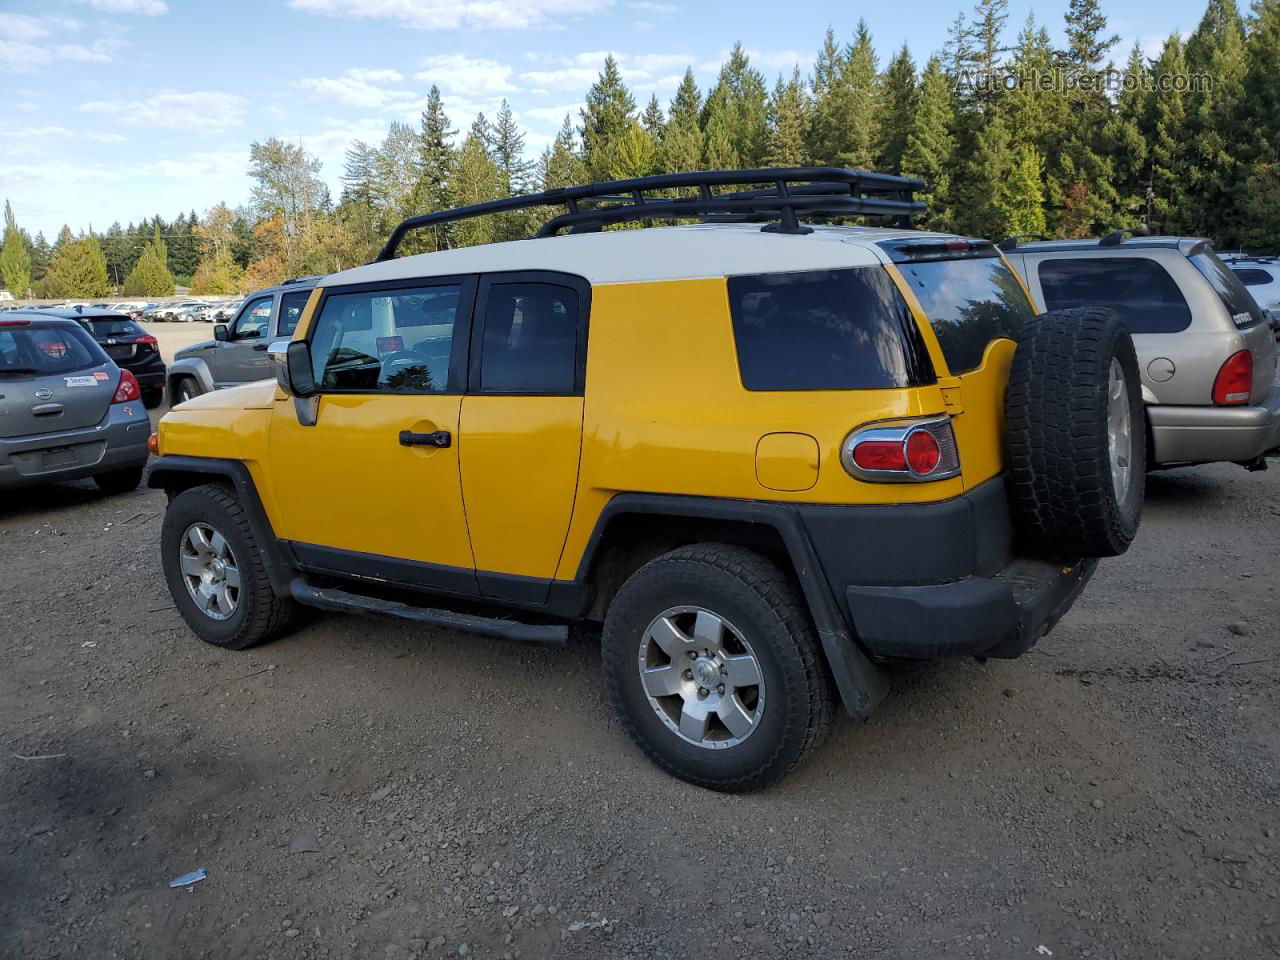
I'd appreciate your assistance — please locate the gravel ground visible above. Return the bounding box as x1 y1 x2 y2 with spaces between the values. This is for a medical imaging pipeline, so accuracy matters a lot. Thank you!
1 461 1277 960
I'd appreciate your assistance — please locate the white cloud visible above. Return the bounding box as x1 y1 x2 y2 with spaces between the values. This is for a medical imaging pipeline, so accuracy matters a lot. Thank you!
81 91 247 132
627 1 676 13
519 50 695 92
521 103 581 126
78 0 168 14
0 15 123 71
288 0 612 30
415 55 516 94
145 149 247 180
296 68 414 108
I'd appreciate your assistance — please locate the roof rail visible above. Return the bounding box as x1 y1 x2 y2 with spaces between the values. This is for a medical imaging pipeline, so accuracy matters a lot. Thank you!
996 234 1049 252
282 275 321 286
373 167 926 263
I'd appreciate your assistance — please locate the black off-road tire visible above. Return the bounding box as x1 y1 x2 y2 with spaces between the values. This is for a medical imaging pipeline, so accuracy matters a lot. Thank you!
93 466 144 495
1006 306 1145 558
161 483 298 650
170 376 201 406
602 544 835 792
141 387 163 410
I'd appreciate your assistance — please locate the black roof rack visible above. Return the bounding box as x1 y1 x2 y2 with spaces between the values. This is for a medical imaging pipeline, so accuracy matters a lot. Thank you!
373 167 926 263
996 234 1049 252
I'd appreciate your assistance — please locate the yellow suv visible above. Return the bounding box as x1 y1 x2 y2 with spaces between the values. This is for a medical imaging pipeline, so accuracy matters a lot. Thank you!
150 169 1145 790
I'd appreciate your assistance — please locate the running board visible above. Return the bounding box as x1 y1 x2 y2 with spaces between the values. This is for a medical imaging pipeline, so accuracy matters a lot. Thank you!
289 579 569 645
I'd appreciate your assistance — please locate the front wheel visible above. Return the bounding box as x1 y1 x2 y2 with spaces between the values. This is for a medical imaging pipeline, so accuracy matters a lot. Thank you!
602 544 835 792
170 376 201 406
161 483 298 649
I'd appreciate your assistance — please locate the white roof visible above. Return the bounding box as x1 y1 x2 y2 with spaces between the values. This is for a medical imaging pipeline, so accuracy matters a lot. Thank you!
323 223 953 288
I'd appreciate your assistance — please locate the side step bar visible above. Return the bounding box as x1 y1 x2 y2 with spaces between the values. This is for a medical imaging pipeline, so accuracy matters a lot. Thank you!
289 579 569 645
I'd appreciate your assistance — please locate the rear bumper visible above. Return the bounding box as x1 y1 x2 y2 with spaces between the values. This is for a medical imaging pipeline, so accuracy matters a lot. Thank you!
0 405 150 490
1148 388 1280 464
798 476 1096 661
844 557 1097 659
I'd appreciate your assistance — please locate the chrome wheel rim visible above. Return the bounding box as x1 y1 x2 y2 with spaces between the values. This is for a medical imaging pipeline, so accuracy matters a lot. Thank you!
1107 358 1133 502
637 606 765 750
179 522 240 620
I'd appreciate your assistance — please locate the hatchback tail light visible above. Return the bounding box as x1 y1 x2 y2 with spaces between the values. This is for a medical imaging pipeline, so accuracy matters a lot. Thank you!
1212 350 1253 406
136 335 157 345
842 417 961 482
112 368 141 403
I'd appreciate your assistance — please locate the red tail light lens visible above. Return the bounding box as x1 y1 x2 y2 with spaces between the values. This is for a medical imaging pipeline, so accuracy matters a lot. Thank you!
112 368 141 403
842 417 961 482
136 335 157 345
1212 350 1253 406
0 319 31 327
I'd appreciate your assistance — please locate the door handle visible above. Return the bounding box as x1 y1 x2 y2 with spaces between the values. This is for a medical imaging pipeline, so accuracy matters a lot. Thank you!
252 344 268 352
399 429 451 448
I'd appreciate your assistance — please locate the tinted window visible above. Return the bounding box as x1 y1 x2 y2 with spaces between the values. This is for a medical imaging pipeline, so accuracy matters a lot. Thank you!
898 256 1034 374
0 324 104 377
479 283 580 394
81 317 144 338
727 268 933 391
232 297 273 339
1038 257 1193 334
279 291 311 337
309 285 460 393
1231 268 1275 287
1192 252 1266 328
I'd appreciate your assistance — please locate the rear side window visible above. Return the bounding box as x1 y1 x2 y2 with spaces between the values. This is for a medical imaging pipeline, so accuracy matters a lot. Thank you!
278 291 311 337
82 317 143 339
0 324 105 376
1192 252 1266 328
1231 268 1275 287
1038 257 1192 334
309 284 462 392
727 267 933 391
477 282 580 394
898 256 1034 374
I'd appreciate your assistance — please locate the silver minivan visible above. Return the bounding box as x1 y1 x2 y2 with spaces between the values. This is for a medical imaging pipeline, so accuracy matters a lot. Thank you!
1005 236 1280 469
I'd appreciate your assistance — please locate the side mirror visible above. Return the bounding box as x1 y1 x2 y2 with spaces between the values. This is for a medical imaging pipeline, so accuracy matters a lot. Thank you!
285 340 317 397
213 324 229 342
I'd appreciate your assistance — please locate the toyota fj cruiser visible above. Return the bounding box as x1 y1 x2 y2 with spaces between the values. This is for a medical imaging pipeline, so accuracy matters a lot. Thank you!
149 169 1144 790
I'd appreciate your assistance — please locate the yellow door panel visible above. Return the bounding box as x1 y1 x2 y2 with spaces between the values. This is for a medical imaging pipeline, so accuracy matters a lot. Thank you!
267 394 473 570
460 395 584 583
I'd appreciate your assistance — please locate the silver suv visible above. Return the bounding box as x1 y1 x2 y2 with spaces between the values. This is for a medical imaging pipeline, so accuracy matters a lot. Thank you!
1221 254 1280 338
167 280 315 404
1005 236 1280 470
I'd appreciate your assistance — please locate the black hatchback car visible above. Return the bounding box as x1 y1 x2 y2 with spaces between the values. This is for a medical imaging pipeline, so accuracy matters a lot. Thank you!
56 309 166 409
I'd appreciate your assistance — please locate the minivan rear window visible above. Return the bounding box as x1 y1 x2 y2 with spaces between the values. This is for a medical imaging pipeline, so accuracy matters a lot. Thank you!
1191 252 1267 328
0 323 105 377
897 256 1034 374
727 267 933 391
1038 257 1193 334
1231 268 1276 287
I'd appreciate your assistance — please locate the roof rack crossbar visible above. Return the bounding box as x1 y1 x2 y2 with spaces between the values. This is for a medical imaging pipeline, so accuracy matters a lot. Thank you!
373 167 927 262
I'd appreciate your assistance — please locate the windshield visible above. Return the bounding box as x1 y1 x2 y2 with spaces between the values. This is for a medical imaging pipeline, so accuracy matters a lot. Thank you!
81 317 145 338
1191 251 1266 328
897 256 1035 374
0 323 106 377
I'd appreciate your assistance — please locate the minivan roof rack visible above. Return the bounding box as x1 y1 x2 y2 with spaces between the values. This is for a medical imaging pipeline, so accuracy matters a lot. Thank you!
374 167 926 263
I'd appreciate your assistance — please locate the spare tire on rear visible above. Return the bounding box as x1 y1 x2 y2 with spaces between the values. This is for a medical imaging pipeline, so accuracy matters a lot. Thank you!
1005 306 1144 559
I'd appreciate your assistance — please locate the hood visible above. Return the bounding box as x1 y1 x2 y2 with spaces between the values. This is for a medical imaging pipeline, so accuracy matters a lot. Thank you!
175 339 218 359
169 378 278 411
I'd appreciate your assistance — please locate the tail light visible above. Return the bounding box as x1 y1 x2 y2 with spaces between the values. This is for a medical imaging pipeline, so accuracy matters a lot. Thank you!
136 335 157 345
842 417 961 482
112 368 141 403
1212 350 1253 406
0 319 31 327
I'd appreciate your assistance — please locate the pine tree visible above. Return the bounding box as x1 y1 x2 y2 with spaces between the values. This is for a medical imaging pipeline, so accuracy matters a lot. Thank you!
901 56 957 228
449 130 501 248
539 114 585 190
808 20 879 168
121 226 176 297
29 231 51 284
953 114 1011 237
490 99 532 194
581 55 636 180
341 140 378 206
609 121 657 180
661 69 704 173
1238 0 1280 247
1145 34 1192 234
702 44 769 166
1 200 31 297
764 68 810 167
967 0 1010 106
41 233 111 298
998 145 1048 235
1105 42 1153 228
641 95 665 140
877 44 917 174
1063 0 1120 70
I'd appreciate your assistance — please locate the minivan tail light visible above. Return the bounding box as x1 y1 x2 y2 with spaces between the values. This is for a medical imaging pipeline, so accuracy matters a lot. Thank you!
842 417 961 482
1212 350 1253 406
112 368 141 403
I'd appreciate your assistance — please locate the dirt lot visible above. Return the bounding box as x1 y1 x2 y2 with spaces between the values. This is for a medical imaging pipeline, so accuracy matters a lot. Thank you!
2 453 1278 959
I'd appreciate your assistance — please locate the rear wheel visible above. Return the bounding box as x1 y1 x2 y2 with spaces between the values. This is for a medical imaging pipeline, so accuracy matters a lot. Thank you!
141 387 163 410
1005 306 1145 558
602 544 834 792
161 483 298 649
93 466 143 495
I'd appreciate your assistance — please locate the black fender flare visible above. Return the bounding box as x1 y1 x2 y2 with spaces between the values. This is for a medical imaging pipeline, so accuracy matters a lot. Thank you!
147 456 295 597
574 494 888 719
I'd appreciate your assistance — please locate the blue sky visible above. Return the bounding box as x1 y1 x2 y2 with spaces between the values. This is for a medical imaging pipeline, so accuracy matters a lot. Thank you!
1 0 1211 239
